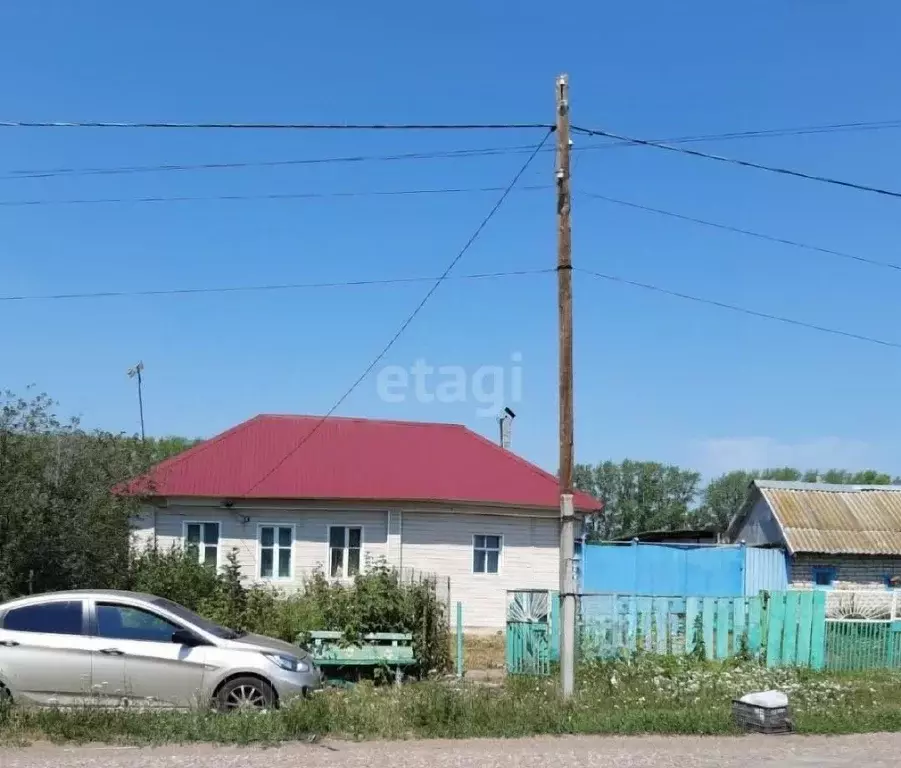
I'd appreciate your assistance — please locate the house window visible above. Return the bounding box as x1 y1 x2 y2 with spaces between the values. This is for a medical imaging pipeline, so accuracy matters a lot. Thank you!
185 522 220 567
329 526 362 579
812 566 836 590
259 525 293 580
473 535 502 574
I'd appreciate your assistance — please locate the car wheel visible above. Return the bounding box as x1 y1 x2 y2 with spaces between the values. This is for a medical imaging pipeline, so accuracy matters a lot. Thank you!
217 677 275 712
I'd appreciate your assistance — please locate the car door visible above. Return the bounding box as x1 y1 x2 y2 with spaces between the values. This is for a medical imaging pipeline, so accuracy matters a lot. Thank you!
0 599 94 706
92 601 209 708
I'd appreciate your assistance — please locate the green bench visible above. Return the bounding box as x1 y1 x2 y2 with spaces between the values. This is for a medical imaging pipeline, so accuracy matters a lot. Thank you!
304 631 416 683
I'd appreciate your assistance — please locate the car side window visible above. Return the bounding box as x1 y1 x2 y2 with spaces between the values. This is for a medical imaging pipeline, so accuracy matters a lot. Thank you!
96 603 180 643
2 601 84 635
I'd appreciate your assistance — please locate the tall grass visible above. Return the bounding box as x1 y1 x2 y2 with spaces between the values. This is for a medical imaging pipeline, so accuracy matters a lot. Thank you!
4 657 901 745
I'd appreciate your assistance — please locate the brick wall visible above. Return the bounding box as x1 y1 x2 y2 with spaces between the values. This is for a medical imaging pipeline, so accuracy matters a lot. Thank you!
791 553 901 590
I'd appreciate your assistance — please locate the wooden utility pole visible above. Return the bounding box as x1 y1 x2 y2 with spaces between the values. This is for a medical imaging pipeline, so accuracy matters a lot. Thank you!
556 73 576 699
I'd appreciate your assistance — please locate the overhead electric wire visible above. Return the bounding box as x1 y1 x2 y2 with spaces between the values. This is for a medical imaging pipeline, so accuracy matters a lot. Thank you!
5 118 901 182
240 127 555 496
0 145 545 181
0 183 550 207
0 120 552 131
572 125 901 201
577 267 901 350
0 268 554 303
578 189 901 273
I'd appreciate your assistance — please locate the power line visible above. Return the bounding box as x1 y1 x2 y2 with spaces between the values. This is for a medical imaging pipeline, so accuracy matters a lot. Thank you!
0 120 552 131
577 267 901 350
572 125 901 201
6 119 901 182
241 128 555 496
0 145 546 181
0 184 550 208
577 189 901 273
0 268 554 303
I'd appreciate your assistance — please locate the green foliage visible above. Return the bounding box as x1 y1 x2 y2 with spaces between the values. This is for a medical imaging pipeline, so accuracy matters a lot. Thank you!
5 658 901 744
128 545 220 610
576 460 701 540
128 548 450 676
696 467 899 535
0 389 197 602
578 458 901 540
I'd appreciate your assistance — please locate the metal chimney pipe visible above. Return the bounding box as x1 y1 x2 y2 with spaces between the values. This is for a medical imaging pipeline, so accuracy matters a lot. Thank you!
498 407 516 449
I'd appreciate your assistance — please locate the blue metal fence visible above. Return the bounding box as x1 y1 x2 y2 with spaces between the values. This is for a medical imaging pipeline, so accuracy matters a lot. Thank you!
581 541 787 597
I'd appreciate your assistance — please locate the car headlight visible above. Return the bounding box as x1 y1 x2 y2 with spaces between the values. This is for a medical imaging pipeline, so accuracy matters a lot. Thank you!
263 653 310 673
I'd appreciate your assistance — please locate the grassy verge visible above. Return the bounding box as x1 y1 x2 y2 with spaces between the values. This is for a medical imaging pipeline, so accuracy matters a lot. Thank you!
3 657 901 745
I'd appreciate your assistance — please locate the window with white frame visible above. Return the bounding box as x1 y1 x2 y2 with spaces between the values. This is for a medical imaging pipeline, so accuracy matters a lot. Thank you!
185 522 220 567
259 525 293 580
473 534 501 574
329 526 362 578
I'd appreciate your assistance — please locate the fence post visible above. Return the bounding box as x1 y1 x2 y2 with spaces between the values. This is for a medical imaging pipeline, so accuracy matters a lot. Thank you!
766 592 786 667
747 595 762 655
809 590 827 670
796 590 814 666
685 597 699 656
782 591 799 665
456 602 464 678
702 598 715 660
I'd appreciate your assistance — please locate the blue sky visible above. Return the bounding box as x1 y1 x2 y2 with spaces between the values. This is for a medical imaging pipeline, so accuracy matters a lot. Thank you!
2 1 901 479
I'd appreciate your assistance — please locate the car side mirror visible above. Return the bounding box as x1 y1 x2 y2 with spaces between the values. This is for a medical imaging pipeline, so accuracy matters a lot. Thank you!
172 628 203 647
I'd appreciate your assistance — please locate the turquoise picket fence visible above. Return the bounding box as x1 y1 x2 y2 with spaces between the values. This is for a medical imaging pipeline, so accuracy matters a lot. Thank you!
506 590 827 674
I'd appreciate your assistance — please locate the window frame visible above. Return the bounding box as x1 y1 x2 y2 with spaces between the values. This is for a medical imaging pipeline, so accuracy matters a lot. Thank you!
812 565 837 590
1 599 87 636
326 524 365 580
472 533 503 575
92 601 182 644
257 523 295 581
182 521 222 569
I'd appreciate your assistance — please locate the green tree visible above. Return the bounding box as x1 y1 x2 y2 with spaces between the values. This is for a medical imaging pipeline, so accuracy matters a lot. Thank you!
146 436 202 464
0 389 199 600
697 466 899 534
693 470 755 533
575 460 701 540
819 469 893 485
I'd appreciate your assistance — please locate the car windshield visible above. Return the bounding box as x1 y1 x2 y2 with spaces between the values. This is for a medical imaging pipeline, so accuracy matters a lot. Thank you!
150 597 245 639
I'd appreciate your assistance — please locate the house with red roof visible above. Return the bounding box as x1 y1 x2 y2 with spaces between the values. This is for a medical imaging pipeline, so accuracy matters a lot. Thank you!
125 414 601 629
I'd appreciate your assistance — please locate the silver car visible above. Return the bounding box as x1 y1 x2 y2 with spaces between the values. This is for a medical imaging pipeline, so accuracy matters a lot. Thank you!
0 589 320 710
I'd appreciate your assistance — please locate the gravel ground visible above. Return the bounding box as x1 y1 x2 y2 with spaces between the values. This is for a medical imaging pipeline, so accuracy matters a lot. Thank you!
4 734 901 768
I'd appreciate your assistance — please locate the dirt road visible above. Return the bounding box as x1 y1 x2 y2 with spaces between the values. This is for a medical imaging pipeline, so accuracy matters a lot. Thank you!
4 734 900 768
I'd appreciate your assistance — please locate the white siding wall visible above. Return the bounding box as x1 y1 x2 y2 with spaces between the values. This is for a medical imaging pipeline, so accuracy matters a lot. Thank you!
399 510 558 630
148 503 388 587
143 500 558 630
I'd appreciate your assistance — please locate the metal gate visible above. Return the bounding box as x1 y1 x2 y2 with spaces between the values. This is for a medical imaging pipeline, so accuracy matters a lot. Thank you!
506 590 555 675
825 590 901 671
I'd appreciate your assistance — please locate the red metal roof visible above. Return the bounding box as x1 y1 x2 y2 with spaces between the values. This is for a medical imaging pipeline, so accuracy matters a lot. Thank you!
123 414 601 512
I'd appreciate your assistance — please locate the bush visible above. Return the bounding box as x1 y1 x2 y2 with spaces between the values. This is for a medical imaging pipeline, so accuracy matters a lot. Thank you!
128 545 220 610
128 547 450 676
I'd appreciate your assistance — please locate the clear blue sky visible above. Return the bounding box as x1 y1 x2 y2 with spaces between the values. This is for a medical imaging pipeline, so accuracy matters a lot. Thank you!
2 1 900 479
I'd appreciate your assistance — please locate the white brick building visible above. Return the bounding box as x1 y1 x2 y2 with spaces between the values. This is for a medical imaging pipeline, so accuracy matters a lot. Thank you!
124 414 600 630
726 480 901 590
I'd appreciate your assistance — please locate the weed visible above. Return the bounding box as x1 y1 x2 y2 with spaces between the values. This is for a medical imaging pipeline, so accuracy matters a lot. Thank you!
3 657 901 744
